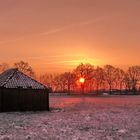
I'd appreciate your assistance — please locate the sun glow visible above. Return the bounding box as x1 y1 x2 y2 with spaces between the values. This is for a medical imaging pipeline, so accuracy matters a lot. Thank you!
79 77 85 84
60 57 101 66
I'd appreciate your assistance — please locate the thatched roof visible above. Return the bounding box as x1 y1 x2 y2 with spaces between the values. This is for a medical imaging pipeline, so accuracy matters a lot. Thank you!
0 68 47 89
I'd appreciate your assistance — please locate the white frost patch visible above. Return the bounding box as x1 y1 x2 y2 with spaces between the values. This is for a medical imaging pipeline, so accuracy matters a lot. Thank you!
118 129 128 134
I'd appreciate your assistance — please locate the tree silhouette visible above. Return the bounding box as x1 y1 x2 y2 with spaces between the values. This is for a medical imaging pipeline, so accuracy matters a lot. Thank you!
113 68 125 93
127 66 140 94
94 66 105 93
14 61 35 78
74 63 94 92
104 65 116 93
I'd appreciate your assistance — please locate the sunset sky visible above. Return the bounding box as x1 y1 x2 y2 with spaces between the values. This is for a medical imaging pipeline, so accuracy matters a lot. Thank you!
0 0 140 74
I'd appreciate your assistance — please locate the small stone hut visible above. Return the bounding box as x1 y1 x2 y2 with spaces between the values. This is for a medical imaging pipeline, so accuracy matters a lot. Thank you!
0 68 49 112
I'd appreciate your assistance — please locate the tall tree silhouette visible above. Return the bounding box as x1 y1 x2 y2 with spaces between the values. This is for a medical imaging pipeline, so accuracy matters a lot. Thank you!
104 65 116 93
127 66 140 94
74 63 94 92
94 66 105 93
14 61 35 78
115 68 126 93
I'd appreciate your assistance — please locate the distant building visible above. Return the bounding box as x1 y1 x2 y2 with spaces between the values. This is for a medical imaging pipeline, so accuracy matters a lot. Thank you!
0 68 49 112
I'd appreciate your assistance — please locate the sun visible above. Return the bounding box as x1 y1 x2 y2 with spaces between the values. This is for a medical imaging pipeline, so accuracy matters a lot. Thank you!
79 77 85 84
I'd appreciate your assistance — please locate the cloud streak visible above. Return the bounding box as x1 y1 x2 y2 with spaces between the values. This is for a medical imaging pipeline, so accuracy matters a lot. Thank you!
0 15 112 44
41 16 108 36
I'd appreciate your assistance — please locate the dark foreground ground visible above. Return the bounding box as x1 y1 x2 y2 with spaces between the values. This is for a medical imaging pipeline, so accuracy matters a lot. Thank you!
0 95 140 140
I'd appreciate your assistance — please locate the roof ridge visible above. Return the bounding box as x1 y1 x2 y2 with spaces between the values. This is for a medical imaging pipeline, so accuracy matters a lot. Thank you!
17 70 47 89
1 69 17 87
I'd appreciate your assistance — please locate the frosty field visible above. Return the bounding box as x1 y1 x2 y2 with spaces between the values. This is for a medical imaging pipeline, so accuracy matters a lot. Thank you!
0 95 140 140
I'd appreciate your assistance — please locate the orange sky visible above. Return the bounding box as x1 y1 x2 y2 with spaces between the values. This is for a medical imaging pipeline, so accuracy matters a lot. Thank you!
0 0 140 74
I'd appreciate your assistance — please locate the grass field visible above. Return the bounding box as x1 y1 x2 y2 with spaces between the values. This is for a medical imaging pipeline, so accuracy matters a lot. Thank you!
0 95 140 140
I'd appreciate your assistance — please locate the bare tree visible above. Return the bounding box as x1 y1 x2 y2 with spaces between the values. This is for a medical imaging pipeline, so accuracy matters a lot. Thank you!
52 74 66 92
94 66 105 93
124 73 132 92
40 73 53 87
74 63 94 92
127 66 140 94
61 72 76 94
74 63 94 78
115 68 126 93
39 73 56 92
104 65 116 93
14 61 35 78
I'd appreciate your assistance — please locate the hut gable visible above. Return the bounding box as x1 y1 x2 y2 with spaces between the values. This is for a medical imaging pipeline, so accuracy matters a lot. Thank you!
0 68 46 89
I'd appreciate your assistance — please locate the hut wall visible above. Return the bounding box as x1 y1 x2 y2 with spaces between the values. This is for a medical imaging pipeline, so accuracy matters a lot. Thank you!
0 88 49 112
0 89 1 111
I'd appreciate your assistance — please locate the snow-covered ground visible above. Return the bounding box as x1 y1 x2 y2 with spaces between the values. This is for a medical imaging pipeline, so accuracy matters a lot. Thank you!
0 95 140 140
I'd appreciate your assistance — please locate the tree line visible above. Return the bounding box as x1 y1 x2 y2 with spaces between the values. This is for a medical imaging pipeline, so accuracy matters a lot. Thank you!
0 61 35 78
40 63 140 94
0 61 140 94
